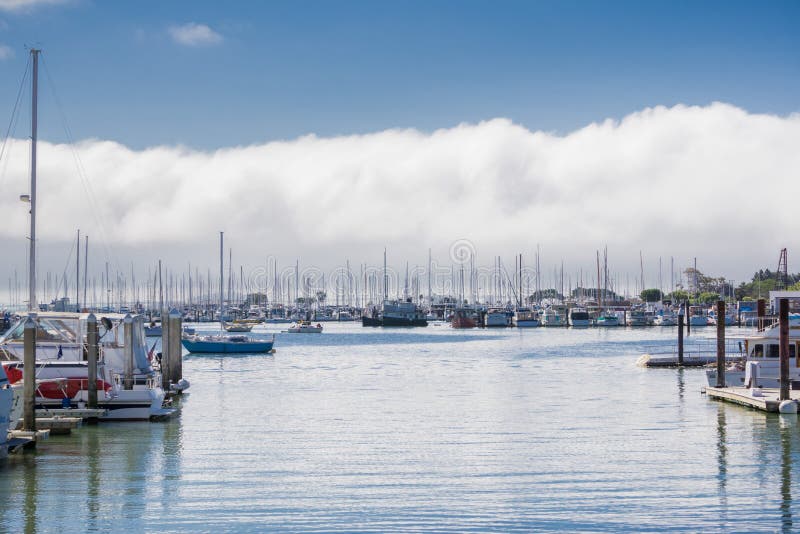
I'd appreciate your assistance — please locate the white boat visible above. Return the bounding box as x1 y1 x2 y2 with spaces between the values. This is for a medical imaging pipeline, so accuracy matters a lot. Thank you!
653 312 678 326
706 318 800 388
540 307 567 327
513 308 540 327
288 321 323 333
688 306 710 326
626 308 651 326
568 307 591 327
484 308 512 327
0 312 174 420
595 312 621 327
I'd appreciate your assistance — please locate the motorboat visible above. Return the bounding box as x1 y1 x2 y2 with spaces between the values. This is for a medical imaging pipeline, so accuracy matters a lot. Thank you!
706 317 800 388
513 308 540 327
653 312 678 326
595 312 621 327
626 308 651 326
288 321 323 333
223 321 254 333
540 307 567 327
568 307 591 327
484 308 512 327
181 332 275 353
451 308 477 329
362 299 428 327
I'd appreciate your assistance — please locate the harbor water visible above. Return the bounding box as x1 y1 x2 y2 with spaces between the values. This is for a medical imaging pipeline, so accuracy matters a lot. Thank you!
1 323 798 532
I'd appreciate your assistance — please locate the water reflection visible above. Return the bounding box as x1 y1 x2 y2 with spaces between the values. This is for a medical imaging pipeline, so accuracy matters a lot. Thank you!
780 416 794 533
716 404 727 519
22 454 36 534
86 428 101 531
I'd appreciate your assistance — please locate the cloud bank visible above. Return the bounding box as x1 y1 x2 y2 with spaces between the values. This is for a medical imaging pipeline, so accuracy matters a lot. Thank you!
0 0 69 12
168 22 223 47
0 44 12 60
0 102 798 288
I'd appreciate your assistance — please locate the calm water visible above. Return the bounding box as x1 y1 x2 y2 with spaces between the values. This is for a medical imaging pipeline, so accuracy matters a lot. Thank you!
1 323 798 532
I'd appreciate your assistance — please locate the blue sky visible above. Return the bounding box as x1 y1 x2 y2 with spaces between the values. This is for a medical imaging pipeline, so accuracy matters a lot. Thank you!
1 0 798 149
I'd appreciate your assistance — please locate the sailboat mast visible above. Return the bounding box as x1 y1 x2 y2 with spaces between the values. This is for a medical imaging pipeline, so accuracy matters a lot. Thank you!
76 229 80 311
219 232 224 322
28 49 40 311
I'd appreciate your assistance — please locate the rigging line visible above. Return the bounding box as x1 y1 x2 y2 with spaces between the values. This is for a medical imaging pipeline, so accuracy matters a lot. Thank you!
0 58 31 189
39 53 120 273
53 238 77 301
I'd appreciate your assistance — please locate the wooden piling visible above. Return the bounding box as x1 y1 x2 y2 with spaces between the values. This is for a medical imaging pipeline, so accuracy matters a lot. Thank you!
779 298 790 401
23 315 36 433
685 301 690 337
123 313 134 390
87 313 98 409
716 300 726 388
677 308 684 366
167 308 182 387
161 312 172 391
757 298 766 331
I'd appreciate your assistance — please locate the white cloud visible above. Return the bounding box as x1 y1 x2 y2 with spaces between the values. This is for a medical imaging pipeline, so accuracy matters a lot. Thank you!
0 103 797 289
0 44 12 59
168 22 222 47
0 0 70 12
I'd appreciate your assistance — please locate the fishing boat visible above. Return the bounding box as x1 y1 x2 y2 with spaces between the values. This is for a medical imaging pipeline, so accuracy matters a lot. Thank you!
568 307 591 327
705 317 800 388
362 299 428 327
540 307 567 327
181 232 276 353
595 312 621 327
513 308 540 327
626 308 651 326
484 308 511 327
451 308 478 329
288 320 323 333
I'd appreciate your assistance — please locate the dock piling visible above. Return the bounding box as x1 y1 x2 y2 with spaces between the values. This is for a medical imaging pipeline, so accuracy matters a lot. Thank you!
677 308 684 366
685 301 690 337
23 314 36 433
779 298 790 401
716 300 726 387
161 312 172 391
167 308 182 387
87 313 98 409
123 313 134 390
757 298 766 331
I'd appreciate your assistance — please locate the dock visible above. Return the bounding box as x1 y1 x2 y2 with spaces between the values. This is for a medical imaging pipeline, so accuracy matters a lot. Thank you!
637 353 740 368
705 386 800 413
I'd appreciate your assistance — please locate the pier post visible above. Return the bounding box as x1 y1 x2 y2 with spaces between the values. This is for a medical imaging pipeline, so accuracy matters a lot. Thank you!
757 298 766 331
123 313 134 390
716 300 726 388
168 308 182 387
87 313 98 409
22 314 36 433
685 301 690 337
779 298 790 401
161 313 172 391
677 308 684 366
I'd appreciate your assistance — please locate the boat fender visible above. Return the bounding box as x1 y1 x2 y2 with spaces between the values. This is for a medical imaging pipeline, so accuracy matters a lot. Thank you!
779 400 798 414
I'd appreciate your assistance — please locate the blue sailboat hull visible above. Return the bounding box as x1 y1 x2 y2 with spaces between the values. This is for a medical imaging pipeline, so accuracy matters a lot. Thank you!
181 337 274 354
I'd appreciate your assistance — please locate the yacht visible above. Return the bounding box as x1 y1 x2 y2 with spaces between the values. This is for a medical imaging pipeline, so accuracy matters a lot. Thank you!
484 308 512 327
362 299 428 327
568 307 591 327
595 312 621 327
513 308 540 327
540 307 567 327
626 308 651 326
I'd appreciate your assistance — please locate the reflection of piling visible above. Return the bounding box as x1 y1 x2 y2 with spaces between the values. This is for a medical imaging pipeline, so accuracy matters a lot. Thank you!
716 300 726 387
167 308 182 387
23 315 36 433
87 313 98 410
123 313 134 390
677 309 684 366
780 298 790 401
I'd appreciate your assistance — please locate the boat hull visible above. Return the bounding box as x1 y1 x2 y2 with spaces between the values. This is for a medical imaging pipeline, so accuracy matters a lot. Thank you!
181 337 274 353
362 316 428 327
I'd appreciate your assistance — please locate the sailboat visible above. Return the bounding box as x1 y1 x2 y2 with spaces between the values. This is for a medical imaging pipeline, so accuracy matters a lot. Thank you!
181 232 275 353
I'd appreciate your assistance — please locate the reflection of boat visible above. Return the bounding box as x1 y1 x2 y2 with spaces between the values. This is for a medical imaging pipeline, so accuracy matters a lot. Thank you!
362 299 428 327
706 318 800 388
568 307 591 327
182 232 277 354
513 308 540 327
288 321 323 333
451 308 477 329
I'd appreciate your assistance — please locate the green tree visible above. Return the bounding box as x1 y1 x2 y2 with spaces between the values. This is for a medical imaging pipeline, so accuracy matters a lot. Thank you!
640 288 663 302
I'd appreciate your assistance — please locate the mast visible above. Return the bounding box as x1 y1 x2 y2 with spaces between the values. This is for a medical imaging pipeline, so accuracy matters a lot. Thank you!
219 232 224 324
75 229 80 311
383 248 388 301
27 49 40 311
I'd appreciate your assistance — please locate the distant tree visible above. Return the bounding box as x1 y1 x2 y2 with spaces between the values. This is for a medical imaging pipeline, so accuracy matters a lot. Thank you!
668 290 690 302
640 288 663 302
697 292 720 304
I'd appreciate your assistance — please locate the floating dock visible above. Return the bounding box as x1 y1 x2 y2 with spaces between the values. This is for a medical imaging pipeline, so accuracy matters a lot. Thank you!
705 386 800 413
637 353 741 368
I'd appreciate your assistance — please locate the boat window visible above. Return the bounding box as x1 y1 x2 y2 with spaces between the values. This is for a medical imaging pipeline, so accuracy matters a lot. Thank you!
768 344 780 358
791 344 796 359
753 344 764 358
